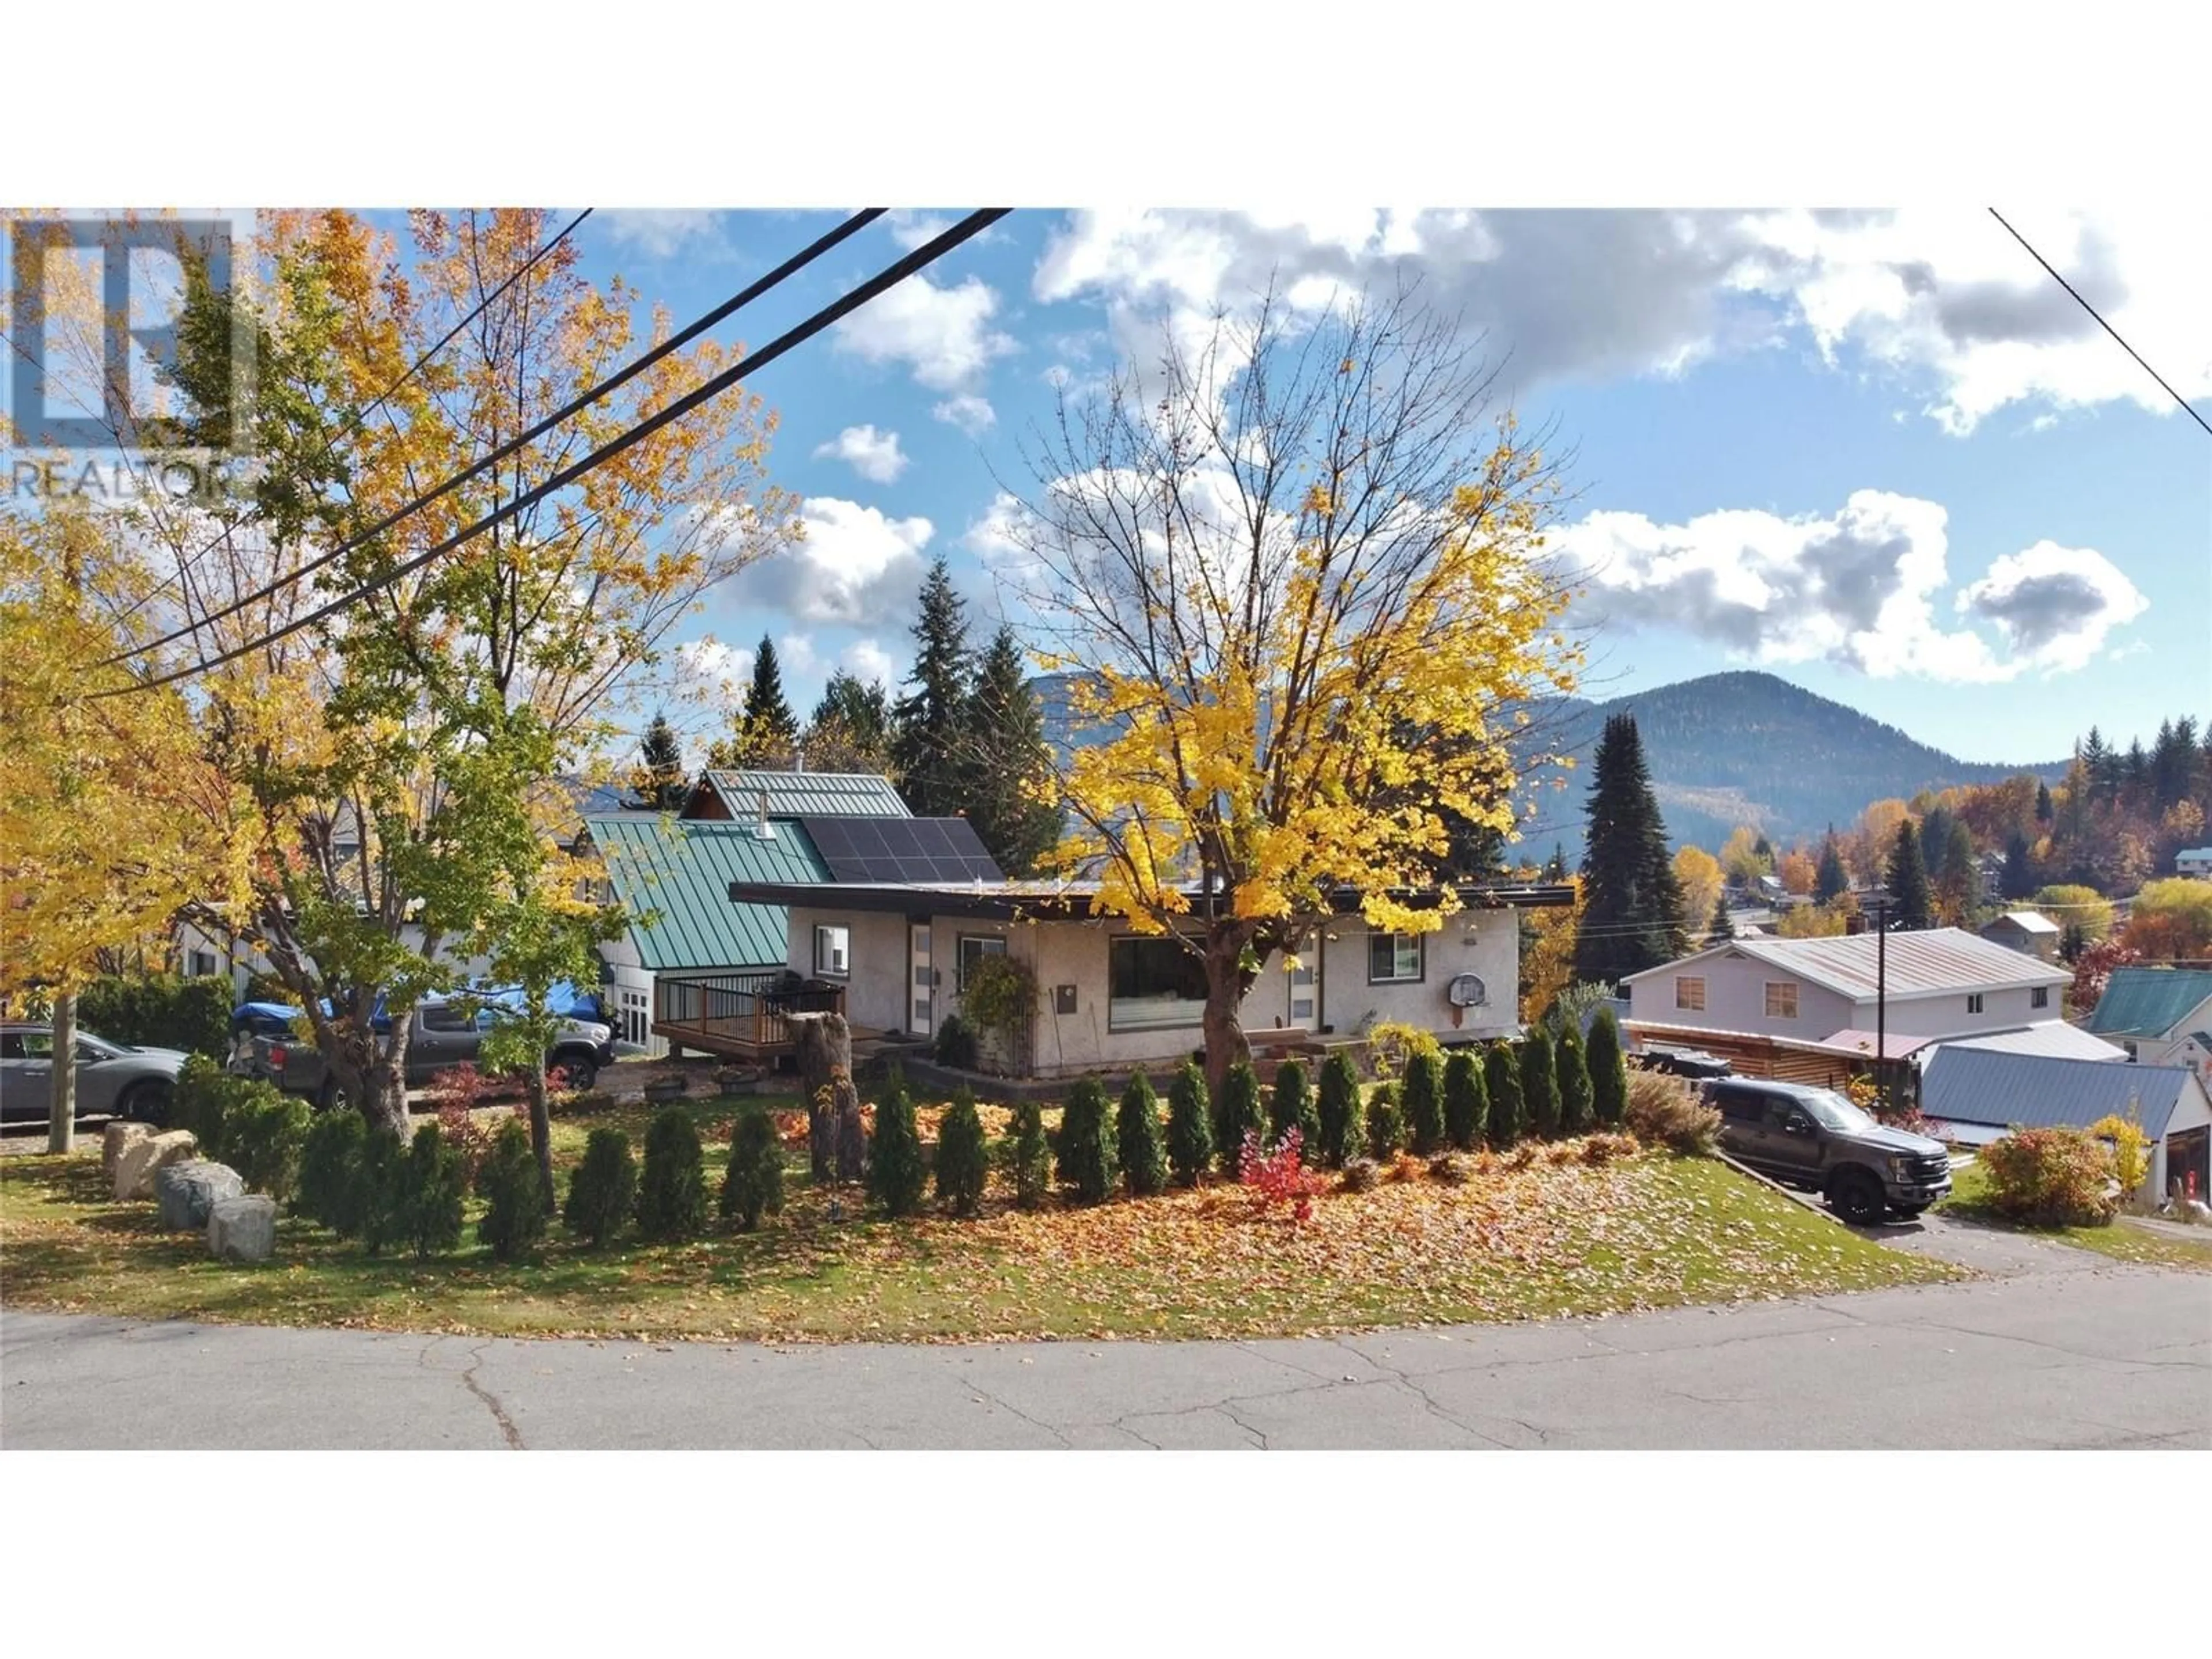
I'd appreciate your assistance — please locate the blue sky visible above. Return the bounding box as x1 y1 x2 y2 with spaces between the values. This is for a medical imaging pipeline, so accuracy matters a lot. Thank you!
560 207 2207 768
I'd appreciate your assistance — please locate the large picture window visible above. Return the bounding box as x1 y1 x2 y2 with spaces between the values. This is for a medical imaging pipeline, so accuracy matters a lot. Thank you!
1368 933 1423 984
1108 936 1209 1031
813 924 850 978
957 934 1007 991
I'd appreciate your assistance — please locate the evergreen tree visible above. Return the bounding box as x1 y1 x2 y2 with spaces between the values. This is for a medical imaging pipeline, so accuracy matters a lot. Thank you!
632 710 689 809
1364 1081 1405 1160
719 1108 786 1230
2000 832 2036 901
1164 1060 1214 1186
1544 843 1569 881
1315 1051 1364 1169
1936 818 1979 922
1519 1029 1561 1138
934 1089 991 1217
866 1080 929 1217
1267 1057 1321 1150
1575 714 1687 987
1706 891 1733 945
1753 833 1774 865
1884 818 1934 930
1442 1048 1487 1152
1402 1050 1446 1154
399 1122 467 1260
563 1127 637 1247
959 624 1063 874
1007 1100 1052 1209
890 555 974 816
803 671 893 775
635 1108 708 1241
1556 1024 1594 1136
1586 1007 1629 1128
1055 1076 1118 1203
715 635 800 768
1815 832 1850 904
1213 1062 1264 1175
1918 805 1955 882
2035 781 2053 824
1115 1072 1169 1197
1484 1042 1524 1147
475 1119 546 1262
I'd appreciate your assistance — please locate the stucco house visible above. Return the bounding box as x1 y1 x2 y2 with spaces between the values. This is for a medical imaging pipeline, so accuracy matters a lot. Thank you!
2084 966 2212 1078
729 861 1574 1080
2174 846 2212 878
1978 910 2062 962
1919 1047 2212 1203
1622 926 2073 1088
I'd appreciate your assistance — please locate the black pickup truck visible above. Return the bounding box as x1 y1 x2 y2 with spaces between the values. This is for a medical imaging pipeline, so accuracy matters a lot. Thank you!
231 996 616 1109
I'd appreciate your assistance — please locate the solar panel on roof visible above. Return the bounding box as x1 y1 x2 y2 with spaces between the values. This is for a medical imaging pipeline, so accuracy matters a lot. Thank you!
798 815 1006 884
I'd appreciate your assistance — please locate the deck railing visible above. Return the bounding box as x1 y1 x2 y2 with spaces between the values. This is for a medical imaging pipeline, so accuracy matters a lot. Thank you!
652 971 846 1057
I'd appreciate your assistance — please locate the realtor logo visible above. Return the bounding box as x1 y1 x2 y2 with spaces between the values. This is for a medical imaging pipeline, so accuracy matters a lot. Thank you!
7 215 249 455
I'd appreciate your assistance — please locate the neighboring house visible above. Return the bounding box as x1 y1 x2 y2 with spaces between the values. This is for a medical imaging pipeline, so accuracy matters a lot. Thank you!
1979 910 2062 962
731 859 1575 1080
1919 1047 2212 1202
1622 926 2073 1089
2176 846 2212 878
2083 965 2212 1078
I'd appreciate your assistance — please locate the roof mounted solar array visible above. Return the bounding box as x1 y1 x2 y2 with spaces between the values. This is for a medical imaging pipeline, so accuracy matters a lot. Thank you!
798 815 1005 884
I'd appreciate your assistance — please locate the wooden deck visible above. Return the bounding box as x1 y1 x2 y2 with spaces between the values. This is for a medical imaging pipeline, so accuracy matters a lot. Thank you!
653 971 846 1061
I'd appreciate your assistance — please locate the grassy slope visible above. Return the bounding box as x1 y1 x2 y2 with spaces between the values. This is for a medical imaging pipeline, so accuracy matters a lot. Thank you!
1938 1163 2212 1271
0 1095 1959 1343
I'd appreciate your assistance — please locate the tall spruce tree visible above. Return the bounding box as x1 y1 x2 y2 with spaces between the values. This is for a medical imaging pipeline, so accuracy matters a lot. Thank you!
959 624 1063 874
1999 831 2035 900
802 671 893 776
1706 892 1733 945
713 635 799 768
1574 713 1686 987
1815 831 1849 903
631 710 689 809
1884 817 1934 930
890 555 974 816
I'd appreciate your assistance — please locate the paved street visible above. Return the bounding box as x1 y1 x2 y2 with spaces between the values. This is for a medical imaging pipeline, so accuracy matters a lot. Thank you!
5 1219 2206 1449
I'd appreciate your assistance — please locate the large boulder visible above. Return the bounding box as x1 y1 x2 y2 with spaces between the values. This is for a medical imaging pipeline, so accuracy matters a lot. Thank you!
103 1121 153 1184
156 1160 244 1230
113 1130 198 1202
207 1194 277 1263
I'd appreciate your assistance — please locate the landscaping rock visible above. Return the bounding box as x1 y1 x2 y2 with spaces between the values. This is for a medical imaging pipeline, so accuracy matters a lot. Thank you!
156 1160 244 1231
207 1194 278 1263
113 1130 198 1202
103 1122 153 1184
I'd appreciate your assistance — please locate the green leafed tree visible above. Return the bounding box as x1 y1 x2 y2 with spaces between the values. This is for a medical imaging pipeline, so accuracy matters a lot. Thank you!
1484 1042 1524 1147
1402 1050 1446 1155
1520 1028 1561 1138
1556 1024 1594 1136
1268 1057 1320 1150
1586 1007 1628 1128
1442 1048 1487 1152
867 1079 929 1218
935 1089 991 1216
1055 1076 1118 1203
1213 1061 1264 1176
1116 1071 1170 1197
1315 1051 1364 1168
719 1107 786 1230
1165 1060 1214 1186
1575 714 1686 987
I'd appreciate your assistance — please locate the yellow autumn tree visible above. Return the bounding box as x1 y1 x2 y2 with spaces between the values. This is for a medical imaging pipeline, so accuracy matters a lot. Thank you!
1003 288 1582 1089
1673 845 1724 939
1718 824 1769 887
1519 876 1584 1024
0 500 249 1150
1778 847 1817 896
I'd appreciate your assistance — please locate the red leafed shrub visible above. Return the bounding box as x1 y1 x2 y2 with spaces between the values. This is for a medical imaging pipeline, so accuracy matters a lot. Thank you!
430 1065 521 1182
1979 1127 2118 1227
1239 1126 1328 1222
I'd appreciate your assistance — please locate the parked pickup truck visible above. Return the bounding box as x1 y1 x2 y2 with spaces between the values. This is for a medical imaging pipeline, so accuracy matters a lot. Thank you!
1701 1076 1953 1226
231 995 615 1109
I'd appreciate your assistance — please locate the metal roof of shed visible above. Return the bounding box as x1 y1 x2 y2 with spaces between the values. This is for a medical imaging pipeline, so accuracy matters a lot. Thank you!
2084 967 2212 1039
1623 926 2068 1001
1918 1047 2203 1141
701 770 910 820
585 816 827 972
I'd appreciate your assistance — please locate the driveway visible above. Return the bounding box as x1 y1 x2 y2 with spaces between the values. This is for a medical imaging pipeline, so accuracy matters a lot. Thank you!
5 1240 2205 1449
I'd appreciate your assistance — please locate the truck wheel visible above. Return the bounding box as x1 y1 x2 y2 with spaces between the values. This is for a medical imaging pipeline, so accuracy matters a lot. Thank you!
119 1081 172 1128
317 1078 351 1115
552 1056 596 1093
1829 1172 1888 1228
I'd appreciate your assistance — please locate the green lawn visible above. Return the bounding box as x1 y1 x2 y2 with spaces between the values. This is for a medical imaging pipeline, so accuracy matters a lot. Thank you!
1939 1162 2212 1272
0 1094 1961 1343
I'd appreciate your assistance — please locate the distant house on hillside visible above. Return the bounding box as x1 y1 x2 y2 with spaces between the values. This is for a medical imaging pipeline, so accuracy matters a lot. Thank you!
1979 910 2062 963
2177 846 2212 878
2084 966 2212 1079
1622 926 2071 1091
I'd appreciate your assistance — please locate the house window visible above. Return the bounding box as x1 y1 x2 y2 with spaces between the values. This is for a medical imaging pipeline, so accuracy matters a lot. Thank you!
2031 986 2050 1010
1675 976 1706 1012
1108 936 1209 1031
813 925 850 979
1966 993 1984 1014
1368 933 1423 984
957 934 1006 991
185 949 218 978
1764 982 1799 1020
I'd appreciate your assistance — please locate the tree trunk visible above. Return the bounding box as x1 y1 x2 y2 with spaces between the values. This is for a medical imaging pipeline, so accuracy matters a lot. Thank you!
793 1013 852 1182
48 988 76 1154
1200 935 1254 1103
527 1051 554 1208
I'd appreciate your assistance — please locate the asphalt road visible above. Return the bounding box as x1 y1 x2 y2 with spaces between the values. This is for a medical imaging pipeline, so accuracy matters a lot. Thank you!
4 1217 2206 1449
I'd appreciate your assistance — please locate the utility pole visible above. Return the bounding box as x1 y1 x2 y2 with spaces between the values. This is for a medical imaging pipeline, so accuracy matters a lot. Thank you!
1865 888 1894 1117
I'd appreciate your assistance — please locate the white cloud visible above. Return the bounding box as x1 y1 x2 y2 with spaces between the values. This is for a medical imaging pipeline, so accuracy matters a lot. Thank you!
600 210 729 260
811 423 908 484
962 491 1029 564
1557 489 2147 684
833 273 1015 391
931 393 997 436
843 638 897 688
885 211 953 251
677 637 749 695
724 497 933 625
1033 208 2212 431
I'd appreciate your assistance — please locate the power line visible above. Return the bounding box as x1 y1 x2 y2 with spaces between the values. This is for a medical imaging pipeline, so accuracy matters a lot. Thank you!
108 207 888 666
96 209 1010 699
1987 207 2212 439
114 208 596 628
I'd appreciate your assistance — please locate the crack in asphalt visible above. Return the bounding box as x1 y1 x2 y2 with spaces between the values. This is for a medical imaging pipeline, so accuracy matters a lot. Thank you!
459 1344 525 1450
968 1383 1071 1448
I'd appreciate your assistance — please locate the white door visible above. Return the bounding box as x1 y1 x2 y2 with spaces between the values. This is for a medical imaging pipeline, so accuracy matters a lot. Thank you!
909 924 934 1035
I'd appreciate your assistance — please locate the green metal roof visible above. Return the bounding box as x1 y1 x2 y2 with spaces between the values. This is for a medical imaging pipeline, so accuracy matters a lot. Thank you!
2085 966 2212 1038
702 770 910 819
584 816 827 973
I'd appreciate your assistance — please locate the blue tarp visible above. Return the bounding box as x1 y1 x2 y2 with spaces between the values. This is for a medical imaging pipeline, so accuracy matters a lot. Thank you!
233 983 600 1036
